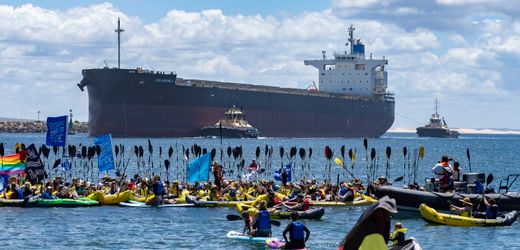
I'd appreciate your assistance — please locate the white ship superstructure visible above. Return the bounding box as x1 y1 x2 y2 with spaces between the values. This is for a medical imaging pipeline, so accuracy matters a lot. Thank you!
304 25 388 97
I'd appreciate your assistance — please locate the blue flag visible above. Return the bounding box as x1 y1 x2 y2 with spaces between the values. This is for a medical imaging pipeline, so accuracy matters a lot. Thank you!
187 153 211 183
284 163 292 183
94 134 115 172
46 115 68 146
0 174 8 193
274 169 281 181
60 159 71 172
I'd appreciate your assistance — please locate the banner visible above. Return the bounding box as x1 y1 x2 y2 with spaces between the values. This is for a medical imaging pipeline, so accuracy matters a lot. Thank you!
187 153 210 183
94 134 115 172
0 153 26 175
46 115 68 146
24 144 47 184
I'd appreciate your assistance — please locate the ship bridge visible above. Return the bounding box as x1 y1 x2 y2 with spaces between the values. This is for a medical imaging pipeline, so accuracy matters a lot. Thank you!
304 25 390 98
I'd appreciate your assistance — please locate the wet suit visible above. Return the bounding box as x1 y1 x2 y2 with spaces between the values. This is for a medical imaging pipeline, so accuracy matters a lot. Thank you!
283 220 310 249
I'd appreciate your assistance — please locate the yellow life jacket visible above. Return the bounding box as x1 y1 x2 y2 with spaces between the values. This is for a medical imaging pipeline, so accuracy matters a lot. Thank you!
359 233 387 250
390 228 408 244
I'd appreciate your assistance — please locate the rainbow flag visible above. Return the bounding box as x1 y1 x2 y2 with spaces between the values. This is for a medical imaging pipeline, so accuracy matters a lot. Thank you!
0 153 26 175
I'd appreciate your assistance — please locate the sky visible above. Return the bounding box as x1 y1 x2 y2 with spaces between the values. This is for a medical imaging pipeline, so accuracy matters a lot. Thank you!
1 0 520 130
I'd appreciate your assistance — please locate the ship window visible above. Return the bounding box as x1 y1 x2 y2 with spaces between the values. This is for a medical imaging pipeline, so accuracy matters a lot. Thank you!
321 73 325 76
321 81 323 83
365 73 368 75
343 88 346 91
349 88 353 91
325 64 335 70
355 64 366 70
342 73 345 75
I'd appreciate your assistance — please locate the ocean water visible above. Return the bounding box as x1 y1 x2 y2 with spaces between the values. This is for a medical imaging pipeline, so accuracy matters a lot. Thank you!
1 132 520 249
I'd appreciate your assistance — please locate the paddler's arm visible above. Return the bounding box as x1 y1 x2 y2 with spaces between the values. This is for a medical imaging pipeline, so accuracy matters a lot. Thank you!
283 223 291 243
304 225 310 242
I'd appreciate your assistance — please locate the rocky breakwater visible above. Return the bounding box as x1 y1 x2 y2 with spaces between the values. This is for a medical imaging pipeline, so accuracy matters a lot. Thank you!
0 120 88 133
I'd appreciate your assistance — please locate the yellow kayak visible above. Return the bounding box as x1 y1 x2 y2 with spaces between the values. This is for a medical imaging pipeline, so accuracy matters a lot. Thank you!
86 190 134 205
419 203 518 227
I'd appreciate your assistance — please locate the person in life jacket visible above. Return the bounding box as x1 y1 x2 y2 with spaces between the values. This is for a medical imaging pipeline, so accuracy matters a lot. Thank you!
337 182 356 202
388 222 407 245
253 200 272 237
282 211 310 249
146 175 164 205
283 194 311 211
431 155 453 180
450 197 473 217
475 198 499 219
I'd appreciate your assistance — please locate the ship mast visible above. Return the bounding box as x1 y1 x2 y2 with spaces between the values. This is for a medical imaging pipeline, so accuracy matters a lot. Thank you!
347 25 355 54
435 99 439 116
115 18 125 69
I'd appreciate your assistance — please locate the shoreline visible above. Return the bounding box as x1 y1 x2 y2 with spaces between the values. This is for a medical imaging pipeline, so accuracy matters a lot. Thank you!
0 120 88 134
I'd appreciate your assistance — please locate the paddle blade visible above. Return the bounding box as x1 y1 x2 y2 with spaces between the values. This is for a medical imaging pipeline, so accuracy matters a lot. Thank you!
226 214 242 221
402 146 407 157
466 148 471 161
279 147 284 159
308 148 313 158
419 146 425 159
270 220 281 227
348 148 355 161
168 146 174 158
341 145 345 159
334 157 344 167
164 160 170 170
363 138 368 151
370 148 376 161
255 146 260 159
487 174 493 185
386 146 391 159
227 146 232 158
211 148 216 160
52 159 61 169
325 146 333 160
299 148 306 160
0 143 4 157
393 176 404 183
148 139 153 155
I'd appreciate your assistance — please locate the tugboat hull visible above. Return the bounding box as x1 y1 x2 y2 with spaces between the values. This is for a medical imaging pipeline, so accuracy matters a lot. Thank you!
200 126 259 138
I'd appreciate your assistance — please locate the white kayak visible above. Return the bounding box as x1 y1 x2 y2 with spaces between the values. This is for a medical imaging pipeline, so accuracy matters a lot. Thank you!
119 201 194 208
226 231 278 243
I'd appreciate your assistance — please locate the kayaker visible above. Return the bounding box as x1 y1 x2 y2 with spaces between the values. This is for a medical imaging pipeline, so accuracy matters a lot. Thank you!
474 198 499 219
450 197 473 217
242 211 253 235
337 183 355 202
253 200 271 237
41 186 56 199
247 160 258 172
389 222 407 245
283 194 310 211
146 175 164 205
282 211 310 249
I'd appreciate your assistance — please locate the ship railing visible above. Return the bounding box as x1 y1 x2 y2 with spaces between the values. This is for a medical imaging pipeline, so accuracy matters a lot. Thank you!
177 78 390 102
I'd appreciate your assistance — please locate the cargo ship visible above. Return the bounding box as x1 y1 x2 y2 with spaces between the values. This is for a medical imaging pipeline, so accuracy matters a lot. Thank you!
416 99 460 138
200 105 259 138
77 22 395 138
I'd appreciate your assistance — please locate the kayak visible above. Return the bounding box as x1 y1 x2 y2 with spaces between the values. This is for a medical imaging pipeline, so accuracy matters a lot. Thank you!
226 231 278 243
419 203 518 227
237 203 325 220
266 239 307 250
86 190 134 205
311 195 377 207
119 201 194 208
0 197 99 207
35 197 99 207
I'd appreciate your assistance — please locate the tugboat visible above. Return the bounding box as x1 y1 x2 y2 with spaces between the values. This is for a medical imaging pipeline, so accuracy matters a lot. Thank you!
416 99 459 138
200 106 259 138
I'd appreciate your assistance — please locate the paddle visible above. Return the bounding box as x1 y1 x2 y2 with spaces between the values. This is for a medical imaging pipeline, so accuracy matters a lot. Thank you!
466 148 472 172
477 174 494 211
385 146 391 178
226 214 281 227
393 176 404 183
334 157 355 179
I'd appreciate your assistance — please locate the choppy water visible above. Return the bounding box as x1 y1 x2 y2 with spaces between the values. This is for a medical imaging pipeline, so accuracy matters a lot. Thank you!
1 132 520 249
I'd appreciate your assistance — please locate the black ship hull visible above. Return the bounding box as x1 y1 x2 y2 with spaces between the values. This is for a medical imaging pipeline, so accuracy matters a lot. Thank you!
416 127 460 138
375 186 520 212
200 126 259 138
80 68 395 138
